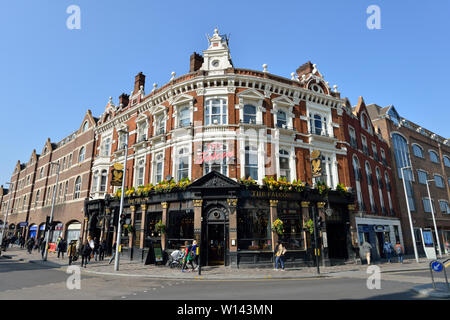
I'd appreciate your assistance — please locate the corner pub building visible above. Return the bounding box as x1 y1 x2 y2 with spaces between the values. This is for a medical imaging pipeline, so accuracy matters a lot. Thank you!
84 29 359 268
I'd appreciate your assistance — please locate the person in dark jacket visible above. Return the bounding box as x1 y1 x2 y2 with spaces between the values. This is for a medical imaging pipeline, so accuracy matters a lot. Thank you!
57 237 67 258
181 241 195 272
99 240 106 261
81 240 91 268
108 242 117 264
26 237 35 254
40 239 46 258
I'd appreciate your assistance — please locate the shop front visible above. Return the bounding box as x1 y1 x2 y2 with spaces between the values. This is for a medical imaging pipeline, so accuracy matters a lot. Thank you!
28 224 37 239
85 171 355 268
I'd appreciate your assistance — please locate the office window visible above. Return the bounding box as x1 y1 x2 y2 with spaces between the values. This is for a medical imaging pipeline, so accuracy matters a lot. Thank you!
434 175 445 188
74 176 82 199
178 106 191 127
243 104 257 124
78 147 85 163
177 148 189 181
438 200 449 214
412 144 424 158
444 156 450 168
100 170 108 192
417 170 428 185
429 150 439 163
422 197 435 213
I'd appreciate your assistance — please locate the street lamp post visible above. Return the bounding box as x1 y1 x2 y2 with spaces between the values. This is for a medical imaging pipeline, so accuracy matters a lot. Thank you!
400 166 419 263
43 162 60 261
0 182 14 254
115 132 129 272
426 179 442 257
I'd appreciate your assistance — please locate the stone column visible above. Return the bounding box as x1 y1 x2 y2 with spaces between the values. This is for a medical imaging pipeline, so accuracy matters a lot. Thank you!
140 204 147 249
317 201 331 266
161 202 168 251
347 204 359 262
227 198 238 267
129 205 135 249
269 200 279 251
193 200 203 244
301 201 310 251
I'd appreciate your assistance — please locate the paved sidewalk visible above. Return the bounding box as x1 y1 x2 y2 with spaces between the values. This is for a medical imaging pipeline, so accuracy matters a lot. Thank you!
1 247 440 281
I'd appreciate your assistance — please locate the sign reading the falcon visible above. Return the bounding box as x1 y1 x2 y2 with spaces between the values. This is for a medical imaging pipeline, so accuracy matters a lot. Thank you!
194 142 234 164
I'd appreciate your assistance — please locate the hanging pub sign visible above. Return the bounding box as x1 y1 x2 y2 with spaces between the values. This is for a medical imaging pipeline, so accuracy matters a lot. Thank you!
111 162 124 186
194 142 234 164
311 150 322 178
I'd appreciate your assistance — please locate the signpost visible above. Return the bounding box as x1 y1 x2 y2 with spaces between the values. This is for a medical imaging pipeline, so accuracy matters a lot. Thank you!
429 259 449 291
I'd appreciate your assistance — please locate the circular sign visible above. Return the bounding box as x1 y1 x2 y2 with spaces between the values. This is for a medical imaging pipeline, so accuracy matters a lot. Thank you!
114 163 124 170
311 150 320 159
431 261 443 272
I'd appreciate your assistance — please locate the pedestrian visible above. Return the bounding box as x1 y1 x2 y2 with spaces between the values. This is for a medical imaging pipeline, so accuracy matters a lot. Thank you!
40 238 46 258
274 241 287 271
67 240 77 265
181 241 195 272
88 236 95 262
57 237 67 258
383 239 394 263
360 241 373 265
93 237 99 261
108 242 117 264
81 240 91 268
20 236 25 249
26 237 35 254
76 237 82 256
191 240 199 269
394 241 404 264
99 240 106 261
9 235 16 248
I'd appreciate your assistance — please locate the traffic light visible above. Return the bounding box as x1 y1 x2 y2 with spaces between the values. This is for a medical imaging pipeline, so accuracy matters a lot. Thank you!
119 213 126 226
45 216 50 231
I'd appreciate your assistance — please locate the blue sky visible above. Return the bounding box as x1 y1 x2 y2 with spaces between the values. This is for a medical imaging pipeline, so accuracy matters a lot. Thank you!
1 0 449 185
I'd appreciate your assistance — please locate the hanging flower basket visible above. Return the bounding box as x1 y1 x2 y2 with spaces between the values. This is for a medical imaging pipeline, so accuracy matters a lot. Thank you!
155 220 166 234
271 218 284 236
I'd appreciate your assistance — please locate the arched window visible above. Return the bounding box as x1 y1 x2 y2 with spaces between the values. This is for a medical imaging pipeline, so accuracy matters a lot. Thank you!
74 176 82 199
365 162 375 212
136 159 145 187
429 150 439 163
35 190 40 207
434 175 445 188
277 110 287 128
412 144 424 158
78 147 85 163
100 170 108 192
82 121 89 132
279 149 290 182
205 98 227 125
39 167 44 179
243 104 257 124
91 170 99 192
177 148 189 181
309 113 327 136
179 107 190 127
392 133 415 210
444 156 450 167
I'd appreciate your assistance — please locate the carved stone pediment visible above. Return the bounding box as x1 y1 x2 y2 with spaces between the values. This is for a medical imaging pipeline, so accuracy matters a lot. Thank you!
188 171 240 190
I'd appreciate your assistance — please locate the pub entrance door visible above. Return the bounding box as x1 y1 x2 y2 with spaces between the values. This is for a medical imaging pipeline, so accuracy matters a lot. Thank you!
204 205 229 266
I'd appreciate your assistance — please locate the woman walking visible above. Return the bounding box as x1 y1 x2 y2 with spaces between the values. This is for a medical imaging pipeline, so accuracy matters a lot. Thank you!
274 241 287 271
181 241 195 272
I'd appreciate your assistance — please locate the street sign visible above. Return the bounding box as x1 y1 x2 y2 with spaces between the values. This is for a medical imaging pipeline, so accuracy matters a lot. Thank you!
431 261 443 272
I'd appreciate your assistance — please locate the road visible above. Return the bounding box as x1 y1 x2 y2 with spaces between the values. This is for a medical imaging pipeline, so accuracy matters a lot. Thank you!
0 255 441 300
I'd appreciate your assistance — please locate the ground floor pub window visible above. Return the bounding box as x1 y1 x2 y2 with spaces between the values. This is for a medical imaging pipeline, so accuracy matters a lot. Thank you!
51 223 64 243
167 210 194 249
277 201 304 250
237 199 271 251
145 211 162 241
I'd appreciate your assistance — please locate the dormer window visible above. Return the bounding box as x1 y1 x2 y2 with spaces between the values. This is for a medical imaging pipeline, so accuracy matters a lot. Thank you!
82 121 89 132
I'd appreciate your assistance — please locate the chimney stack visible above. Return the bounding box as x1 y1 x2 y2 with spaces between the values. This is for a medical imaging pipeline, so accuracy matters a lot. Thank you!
296 61 314 79
190 52 204 72
119 93 130 107
133 72 146 95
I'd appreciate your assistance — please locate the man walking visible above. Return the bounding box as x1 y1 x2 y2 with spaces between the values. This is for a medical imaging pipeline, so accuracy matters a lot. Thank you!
360 241 373 265
383 239 394 263
57 237 67 258
67 240 77 265
26 237 35 254
394 241 404 264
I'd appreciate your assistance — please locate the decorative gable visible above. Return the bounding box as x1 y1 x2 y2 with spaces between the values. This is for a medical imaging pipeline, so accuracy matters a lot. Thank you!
188 171 240 190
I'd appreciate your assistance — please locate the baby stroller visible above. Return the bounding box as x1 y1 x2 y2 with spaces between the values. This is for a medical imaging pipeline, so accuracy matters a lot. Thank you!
168 249 185 269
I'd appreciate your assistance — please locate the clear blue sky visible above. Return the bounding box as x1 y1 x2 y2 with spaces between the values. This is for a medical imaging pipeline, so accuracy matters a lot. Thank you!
1 0 449 186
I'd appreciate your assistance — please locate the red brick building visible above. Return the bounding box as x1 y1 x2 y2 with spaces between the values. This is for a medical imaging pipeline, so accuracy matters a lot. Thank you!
1 111 97 246
342 97 403 260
